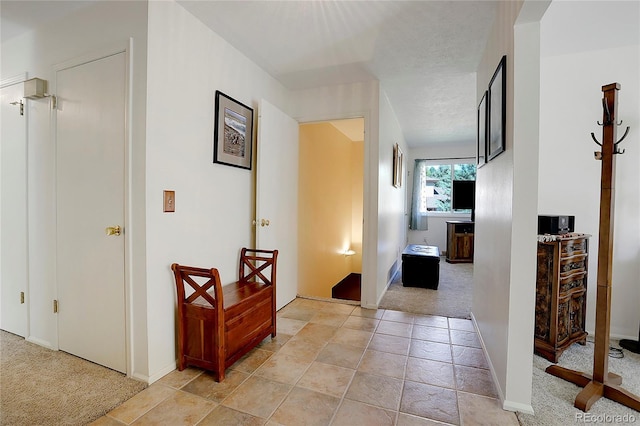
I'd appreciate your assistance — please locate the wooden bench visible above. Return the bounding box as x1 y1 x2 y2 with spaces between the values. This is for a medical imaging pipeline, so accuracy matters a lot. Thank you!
171 248 278 382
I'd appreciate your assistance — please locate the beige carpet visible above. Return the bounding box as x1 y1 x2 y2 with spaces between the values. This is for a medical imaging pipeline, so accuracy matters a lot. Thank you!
379 257 473 319
518 338 640 425
0 331 147 425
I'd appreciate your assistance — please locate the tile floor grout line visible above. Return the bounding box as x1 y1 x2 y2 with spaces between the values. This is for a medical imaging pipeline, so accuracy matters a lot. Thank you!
187 391 217 426
325 308 367 425
263 312 345 424
116 382 179 425
395 334 413 420
264 339 328 423
104 413 130 425
102 304 504 426
327 322 385 426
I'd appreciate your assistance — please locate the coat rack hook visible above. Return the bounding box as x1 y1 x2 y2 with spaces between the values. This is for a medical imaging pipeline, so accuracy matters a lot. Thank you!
617 120 623 126
591 132 602 146
615 126 630 146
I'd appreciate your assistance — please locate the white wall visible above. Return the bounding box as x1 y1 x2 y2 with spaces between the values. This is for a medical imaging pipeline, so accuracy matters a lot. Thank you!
539 1 640 339
473 0 546 414
1 0 406 384
407 142 475 252
144 0 291 380
377 90 410 302
0 1 149 374
473 0 519 407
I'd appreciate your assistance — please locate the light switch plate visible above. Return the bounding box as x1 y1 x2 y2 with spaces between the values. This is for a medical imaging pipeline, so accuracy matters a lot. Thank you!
163 190 175 212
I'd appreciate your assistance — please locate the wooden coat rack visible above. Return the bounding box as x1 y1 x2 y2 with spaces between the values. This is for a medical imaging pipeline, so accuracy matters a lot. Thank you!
545 83 639 411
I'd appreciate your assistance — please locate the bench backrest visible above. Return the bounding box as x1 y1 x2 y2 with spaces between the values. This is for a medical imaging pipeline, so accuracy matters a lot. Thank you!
238 248 278 287
171 264 224 310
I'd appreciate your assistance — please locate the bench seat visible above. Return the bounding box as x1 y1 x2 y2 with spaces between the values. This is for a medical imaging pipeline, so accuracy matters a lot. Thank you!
172 248 278 382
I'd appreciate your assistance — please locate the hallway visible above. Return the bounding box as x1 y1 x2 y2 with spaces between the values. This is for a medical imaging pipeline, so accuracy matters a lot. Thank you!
92 298 517 425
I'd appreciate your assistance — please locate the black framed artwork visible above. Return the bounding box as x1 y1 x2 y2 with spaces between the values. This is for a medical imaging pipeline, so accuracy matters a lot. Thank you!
477 90 487 168
488 55 506 161
393 143 403 188
213 90 254 170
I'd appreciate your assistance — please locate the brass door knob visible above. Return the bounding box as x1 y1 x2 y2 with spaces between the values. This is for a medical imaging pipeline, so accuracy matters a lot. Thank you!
105 225 122 236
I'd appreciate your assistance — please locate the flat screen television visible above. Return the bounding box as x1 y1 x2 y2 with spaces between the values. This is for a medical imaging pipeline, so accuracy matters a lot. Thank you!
452 180 476 219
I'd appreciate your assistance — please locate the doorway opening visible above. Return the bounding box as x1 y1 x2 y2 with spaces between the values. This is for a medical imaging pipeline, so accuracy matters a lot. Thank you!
297 118 364 302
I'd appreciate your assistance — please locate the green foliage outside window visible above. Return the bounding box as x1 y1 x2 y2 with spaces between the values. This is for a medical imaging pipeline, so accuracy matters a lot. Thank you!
424 163 476 213
454 163 476 181
426 165 451 212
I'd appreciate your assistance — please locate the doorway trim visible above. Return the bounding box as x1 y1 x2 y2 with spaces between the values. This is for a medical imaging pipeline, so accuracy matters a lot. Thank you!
51 39 133 376
297 111 376 308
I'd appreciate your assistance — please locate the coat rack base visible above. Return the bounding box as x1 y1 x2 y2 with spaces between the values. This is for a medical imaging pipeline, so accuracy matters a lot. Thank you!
546 365 640 412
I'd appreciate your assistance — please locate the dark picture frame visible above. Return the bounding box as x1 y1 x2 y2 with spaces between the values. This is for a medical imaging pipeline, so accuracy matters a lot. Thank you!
393 143 403 188
477 90 487 168
213 90 254 170
488 55 506 161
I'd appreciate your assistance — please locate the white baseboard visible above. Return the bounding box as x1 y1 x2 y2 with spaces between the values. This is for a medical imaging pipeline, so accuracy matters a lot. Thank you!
130 372 151 384
376 262 401 308
146 360 178 384
26 336 55 350
296 294 360 306
137 361 178 384
470 313 504 402
503 400 534 415
470 312 534 415
587 330 639 342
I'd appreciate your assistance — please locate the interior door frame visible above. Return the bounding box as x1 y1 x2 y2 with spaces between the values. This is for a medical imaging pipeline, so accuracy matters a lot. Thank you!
1 72 30 337
297 111 375 308
52 40 133 375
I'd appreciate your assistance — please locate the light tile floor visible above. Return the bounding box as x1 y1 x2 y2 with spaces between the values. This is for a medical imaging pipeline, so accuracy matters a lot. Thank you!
91 298 519 426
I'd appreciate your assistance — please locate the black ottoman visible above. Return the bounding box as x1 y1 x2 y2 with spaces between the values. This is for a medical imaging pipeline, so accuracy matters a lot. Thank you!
401 245 440 289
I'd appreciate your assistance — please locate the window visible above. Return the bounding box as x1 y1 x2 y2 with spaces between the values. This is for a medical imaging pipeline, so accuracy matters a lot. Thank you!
423 164 451 212
410 159 476 230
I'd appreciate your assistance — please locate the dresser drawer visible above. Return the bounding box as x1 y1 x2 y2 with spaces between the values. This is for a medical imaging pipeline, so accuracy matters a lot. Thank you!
559 270 587 293
559 253 587 277
561 238 588 258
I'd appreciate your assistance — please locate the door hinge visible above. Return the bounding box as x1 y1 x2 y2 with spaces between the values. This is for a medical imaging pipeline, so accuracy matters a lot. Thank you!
9 100 24 116
50 95 57 110
20 292 25 304
53 299 59 313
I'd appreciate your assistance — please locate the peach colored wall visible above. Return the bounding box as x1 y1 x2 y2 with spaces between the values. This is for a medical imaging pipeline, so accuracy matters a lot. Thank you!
298 123 363 298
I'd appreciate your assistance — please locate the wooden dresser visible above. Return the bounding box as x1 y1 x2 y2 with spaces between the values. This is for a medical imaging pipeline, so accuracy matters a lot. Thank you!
535 233 590 362
445 221 474 263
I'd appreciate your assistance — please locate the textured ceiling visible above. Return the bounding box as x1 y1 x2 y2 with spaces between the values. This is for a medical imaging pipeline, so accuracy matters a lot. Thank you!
1 0 498 148
178 0 498 148
1 1 98 41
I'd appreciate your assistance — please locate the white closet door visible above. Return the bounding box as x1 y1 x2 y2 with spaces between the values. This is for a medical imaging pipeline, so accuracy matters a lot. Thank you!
1 78 29 337
56 52 126 373
256 99 299 310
